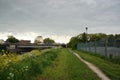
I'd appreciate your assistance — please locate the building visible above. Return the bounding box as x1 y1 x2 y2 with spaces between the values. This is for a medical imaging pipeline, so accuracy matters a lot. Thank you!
19 40 31 45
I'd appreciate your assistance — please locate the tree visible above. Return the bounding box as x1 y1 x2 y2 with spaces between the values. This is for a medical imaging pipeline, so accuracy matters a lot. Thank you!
34 36 43 43
68 33 87 49
89 34 99 41
67 36 80 49
81 32 87 43
115 34 120 39
68 33 107 49
89 33 107 42
107 34 115 46
43 38 55 44
6 36 19 43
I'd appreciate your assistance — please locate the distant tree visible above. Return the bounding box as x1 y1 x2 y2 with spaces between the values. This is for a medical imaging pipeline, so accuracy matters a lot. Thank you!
108 35 114 46
98 33 107 39
89 34 99 41
34 36 43 44
68 33 107 49
89 33 107 41
6 36 19 43
67 36 80 49
68 32 88 49
43 38 55 44
81 32 87 43
115 34 120 39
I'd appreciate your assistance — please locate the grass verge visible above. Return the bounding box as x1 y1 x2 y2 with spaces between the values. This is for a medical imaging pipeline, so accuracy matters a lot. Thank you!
35 48 100 80
75 50 120 80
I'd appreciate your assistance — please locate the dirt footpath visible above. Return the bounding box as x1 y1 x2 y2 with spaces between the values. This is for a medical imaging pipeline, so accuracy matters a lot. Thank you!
69 49 111 80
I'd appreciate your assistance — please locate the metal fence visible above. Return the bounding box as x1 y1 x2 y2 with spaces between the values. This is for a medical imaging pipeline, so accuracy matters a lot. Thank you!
77 39 120 57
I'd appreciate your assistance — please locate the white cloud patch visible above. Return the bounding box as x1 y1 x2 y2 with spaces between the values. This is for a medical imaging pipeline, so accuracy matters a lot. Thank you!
0 32 9 40
46 35 71 43
0 32 39 42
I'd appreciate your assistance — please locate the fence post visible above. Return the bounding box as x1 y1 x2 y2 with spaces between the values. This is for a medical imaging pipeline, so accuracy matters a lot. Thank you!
88 42 90 51
94 40 97 53
105 38 108 57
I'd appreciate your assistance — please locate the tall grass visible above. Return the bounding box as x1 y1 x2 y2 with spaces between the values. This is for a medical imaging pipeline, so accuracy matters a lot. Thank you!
36 48 100 80
0 49 57 80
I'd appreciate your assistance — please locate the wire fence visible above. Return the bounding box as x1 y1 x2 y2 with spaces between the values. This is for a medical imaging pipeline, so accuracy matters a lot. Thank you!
77 39 120 57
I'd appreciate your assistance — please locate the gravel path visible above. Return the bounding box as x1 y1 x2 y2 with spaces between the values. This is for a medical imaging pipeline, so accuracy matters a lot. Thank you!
69 49 111 80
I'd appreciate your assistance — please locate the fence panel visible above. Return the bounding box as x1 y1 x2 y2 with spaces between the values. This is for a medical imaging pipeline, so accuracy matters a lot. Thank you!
77 39 120 57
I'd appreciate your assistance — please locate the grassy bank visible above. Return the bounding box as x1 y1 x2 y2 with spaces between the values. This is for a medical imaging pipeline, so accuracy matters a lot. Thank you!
0 49 57 80
75 50 120 80
36 48 100 80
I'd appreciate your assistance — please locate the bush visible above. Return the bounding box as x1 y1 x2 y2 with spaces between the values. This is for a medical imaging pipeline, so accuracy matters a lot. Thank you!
0 50 57 80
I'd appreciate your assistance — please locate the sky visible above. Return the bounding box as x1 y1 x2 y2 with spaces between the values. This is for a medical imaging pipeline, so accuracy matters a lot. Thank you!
0 0 120 43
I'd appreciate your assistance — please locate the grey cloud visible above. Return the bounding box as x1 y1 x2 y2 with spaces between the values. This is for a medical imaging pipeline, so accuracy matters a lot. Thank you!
0 0 120 36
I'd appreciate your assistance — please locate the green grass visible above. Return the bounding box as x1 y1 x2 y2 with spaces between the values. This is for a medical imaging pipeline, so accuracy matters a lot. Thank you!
0 49 57 80
35 48 100 80
75 50 120 80
3 48 118 80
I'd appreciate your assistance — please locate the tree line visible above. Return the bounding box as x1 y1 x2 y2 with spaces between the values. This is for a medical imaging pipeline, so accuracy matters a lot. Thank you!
5 36 55 44
68 33 120 49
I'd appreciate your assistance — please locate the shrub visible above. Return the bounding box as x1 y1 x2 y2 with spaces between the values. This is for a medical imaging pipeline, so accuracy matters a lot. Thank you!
0 49 57 80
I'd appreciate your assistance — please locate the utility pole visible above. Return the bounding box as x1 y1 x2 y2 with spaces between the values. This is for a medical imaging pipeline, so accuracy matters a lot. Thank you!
105 37 108 57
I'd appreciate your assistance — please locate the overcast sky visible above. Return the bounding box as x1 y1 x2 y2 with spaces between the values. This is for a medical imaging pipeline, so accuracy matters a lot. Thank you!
0 0 120 43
